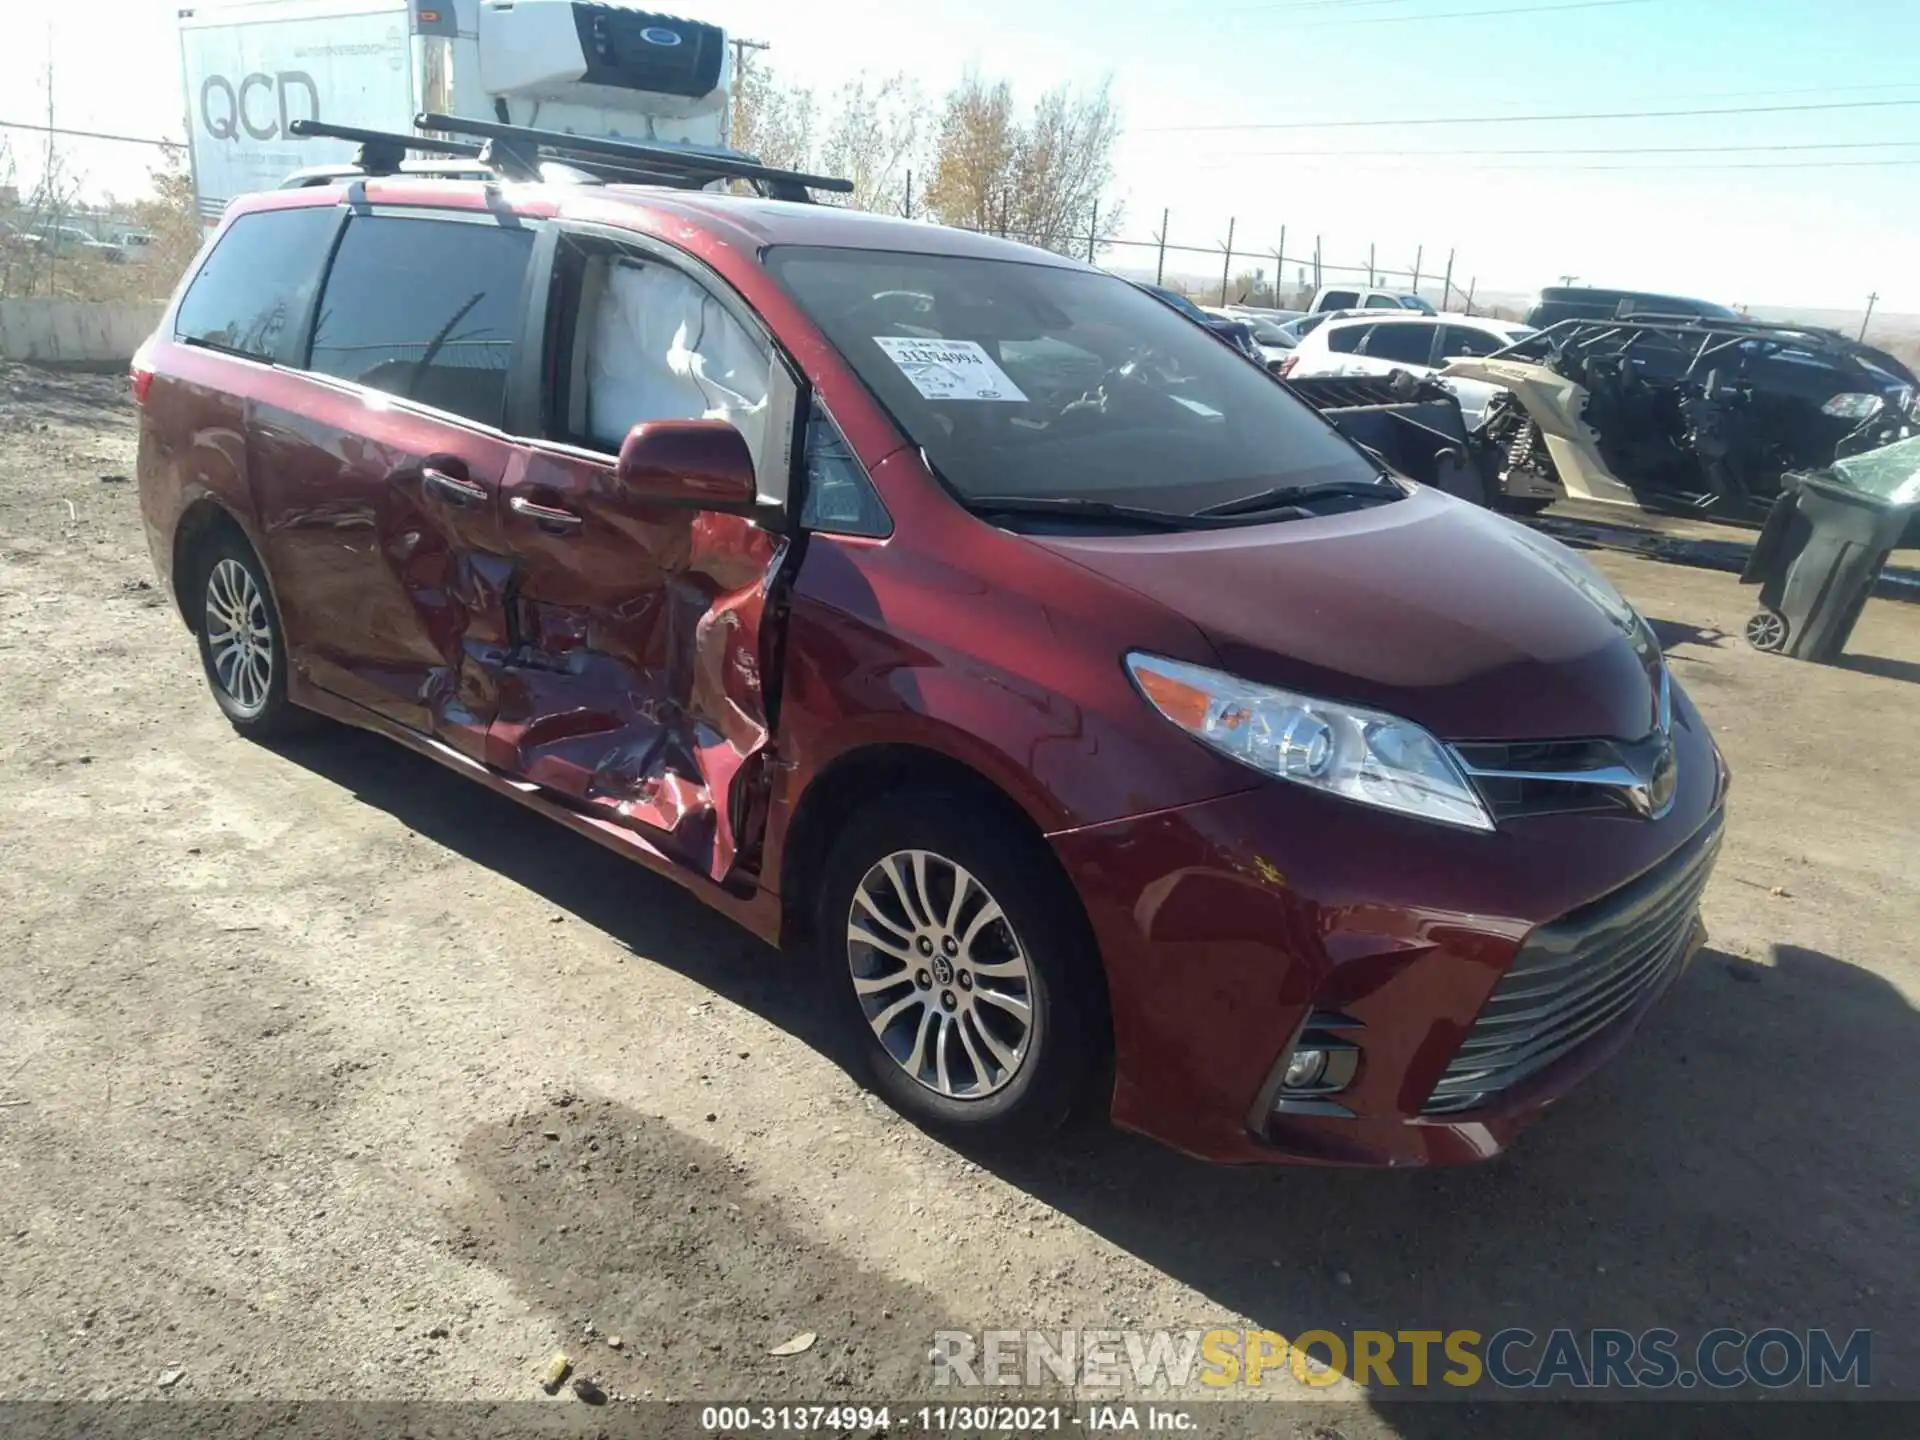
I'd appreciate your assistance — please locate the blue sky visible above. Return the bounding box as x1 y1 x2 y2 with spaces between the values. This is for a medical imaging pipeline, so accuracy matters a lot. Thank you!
5 0 1919 312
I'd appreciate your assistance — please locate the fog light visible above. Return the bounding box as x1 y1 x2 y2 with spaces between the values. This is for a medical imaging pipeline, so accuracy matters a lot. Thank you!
1283 1048 1327 1089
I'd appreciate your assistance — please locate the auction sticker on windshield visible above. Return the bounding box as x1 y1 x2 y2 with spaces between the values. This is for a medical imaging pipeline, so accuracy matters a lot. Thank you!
873 337 1029 402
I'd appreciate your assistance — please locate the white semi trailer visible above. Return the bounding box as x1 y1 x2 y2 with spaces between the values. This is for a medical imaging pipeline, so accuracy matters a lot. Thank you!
178 0 734 221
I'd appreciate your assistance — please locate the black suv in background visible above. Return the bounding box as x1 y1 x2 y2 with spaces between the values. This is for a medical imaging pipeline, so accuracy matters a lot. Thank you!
1130 281 1265 364
1525 286 1740 328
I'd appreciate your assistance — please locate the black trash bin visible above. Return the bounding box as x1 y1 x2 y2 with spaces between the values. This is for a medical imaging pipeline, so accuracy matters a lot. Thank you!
1740 459 1920 662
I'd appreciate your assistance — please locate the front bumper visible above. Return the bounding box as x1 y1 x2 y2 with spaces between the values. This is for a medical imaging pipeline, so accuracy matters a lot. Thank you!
1050 692 1727 1166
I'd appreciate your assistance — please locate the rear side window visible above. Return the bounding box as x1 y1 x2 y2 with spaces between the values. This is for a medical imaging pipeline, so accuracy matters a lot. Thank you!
173 206 339 363
308 215 533 427
1325 325 1369 354
1439 325 1506 359
1363 294 1401 310
1319 289 1358 310
1364 322 1436 365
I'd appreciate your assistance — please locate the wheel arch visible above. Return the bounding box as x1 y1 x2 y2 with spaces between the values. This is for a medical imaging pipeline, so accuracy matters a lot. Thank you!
778 741 1080 948
783 739 1115 1108
169 498 255 633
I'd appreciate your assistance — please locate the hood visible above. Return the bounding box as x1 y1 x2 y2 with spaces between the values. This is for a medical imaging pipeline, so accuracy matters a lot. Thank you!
1031 487 1664 743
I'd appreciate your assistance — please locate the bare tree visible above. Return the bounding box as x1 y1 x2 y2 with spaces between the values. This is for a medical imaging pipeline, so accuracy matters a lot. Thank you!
731 60 926 215
730 54 817 174
1014 78 1122 255
818 74 924 215
925 73 1122 256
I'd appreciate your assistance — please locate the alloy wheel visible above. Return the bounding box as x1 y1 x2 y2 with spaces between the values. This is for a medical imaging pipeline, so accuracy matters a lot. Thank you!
846 849 1036 1100
1745 608 1789 653
204 557 273 716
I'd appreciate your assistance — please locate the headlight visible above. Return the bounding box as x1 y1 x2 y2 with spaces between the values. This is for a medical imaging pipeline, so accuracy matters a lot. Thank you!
1126 653 1494 832
1822 392 1885 420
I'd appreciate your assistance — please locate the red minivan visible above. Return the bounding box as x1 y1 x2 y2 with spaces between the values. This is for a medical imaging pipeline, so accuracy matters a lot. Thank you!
134 167 1726 1166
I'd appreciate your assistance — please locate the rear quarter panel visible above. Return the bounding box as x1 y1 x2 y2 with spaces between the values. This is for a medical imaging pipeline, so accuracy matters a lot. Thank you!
137 342 270 613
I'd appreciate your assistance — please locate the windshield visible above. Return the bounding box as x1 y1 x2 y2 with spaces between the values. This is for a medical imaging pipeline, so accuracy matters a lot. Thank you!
1830 432 1920 504
1244 317 1293 344
1399 295 1436 314
768 246 1383 515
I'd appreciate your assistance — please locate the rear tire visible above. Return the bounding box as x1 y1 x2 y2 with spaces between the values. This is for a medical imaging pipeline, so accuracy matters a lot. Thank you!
1745 608 1789 654
817 791 1106 1142
191 531 315 740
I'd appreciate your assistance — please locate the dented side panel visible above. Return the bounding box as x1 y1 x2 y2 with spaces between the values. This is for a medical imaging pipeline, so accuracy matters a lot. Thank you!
248 376 523 755
489 445 784 884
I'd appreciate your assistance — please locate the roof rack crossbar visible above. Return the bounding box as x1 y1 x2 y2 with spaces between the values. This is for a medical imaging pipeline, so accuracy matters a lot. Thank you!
415 111 855 199
287 119 484 175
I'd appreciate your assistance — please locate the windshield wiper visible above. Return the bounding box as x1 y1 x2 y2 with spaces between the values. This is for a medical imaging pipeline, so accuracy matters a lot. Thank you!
965 494 1225 530
1196 476 1403 519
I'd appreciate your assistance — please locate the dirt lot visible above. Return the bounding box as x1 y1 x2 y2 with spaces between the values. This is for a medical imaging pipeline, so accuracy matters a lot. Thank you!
2 365 1916 1435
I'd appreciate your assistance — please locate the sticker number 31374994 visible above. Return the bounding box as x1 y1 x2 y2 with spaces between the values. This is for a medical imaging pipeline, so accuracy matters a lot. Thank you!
872 337 1029 403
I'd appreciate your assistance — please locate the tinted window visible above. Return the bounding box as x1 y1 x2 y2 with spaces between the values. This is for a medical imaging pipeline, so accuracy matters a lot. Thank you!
1325 324 1368 354
1440 324 1508 359
174 206 339 363
309 215 533 427
1319 290 1358 310
1364 322 1436 365
1140 284 1209 324
770 246 1380 515
1363 294 1401 310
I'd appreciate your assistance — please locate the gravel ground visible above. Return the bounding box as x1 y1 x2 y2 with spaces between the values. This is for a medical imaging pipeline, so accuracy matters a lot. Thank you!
1 364 1915 1437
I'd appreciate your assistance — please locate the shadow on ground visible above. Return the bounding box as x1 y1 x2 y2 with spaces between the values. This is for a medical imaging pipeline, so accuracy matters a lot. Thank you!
281 726 1916 1430
1645 616 1734 654
1838 651 1920 686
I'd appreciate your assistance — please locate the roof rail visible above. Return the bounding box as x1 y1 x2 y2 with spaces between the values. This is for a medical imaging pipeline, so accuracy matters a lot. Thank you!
285 116 854 202
415 112 855 202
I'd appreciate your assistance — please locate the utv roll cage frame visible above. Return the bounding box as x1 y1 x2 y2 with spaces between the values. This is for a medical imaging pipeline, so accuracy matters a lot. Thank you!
1487 315 1919 394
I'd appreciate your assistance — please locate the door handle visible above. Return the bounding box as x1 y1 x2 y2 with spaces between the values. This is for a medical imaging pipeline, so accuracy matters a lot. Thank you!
509 495 584 535
423 467 489 507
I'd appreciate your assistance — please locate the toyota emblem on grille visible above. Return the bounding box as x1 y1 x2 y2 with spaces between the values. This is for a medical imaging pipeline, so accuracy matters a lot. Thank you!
1626 668 1678 818
1628 737 1679 818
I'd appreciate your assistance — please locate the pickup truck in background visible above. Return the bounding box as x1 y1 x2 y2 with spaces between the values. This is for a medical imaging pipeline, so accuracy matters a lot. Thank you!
1305 285 1437 317
178 0 735 224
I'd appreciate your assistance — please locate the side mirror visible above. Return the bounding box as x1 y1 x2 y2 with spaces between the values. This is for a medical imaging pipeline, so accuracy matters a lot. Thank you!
615 419 758 513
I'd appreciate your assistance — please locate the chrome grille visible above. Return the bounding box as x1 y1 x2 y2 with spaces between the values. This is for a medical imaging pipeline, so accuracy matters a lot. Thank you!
1422 815 1722 1116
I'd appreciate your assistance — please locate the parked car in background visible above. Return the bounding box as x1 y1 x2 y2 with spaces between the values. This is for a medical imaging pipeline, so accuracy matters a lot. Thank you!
1225 305 1303 323
1306 285 1437 316
1281 312 1537 424
1209 307 1303 367
1132 281 1263 361
133 123 1724 1166
23 223 100 256
1524 286 1739 328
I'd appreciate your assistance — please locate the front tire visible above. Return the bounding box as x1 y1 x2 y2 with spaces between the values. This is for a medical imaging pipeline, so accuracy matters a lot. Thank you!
192 532 312 740
1745 608 1789 654
817 792 1106 1142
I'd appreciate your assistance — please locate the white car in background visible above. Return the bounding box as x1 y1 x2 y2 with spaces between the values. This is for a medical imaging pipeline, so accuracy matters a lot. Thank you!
1204 307 1301 367
1278 312 1537 425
